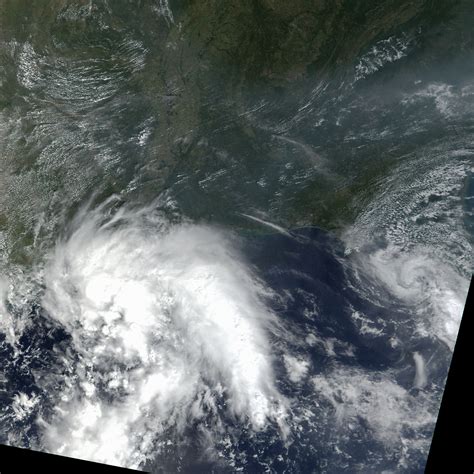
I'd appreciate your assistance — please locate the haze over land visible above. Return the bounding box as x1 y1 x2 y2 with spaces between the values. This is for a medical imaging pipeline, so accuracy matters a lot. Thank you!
0 1 472 472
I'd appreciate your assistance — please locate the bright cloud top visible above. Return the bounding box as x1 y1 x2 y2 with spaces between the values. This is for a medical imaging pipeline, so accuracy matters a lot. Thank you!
39 200 288 469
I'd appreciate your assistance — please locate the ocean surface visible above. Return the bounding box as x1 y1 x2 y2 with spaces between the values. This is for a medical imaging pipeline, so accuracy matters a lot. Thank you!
0 1 473 472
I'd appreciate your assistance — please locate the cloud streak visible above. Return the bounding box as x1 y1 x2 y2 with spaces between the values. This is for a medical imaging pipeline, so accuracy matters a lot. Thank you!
38 199 288 468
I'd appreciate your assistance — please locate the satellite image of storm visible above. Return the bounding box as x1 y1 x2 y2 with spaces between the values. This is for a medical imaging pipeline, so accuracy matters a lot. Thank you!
0 0 472 472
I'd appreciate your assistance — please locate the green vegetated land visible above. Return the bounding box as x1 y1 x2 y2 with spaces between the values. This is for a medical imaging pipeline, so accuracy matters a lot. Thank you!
0 0 467 263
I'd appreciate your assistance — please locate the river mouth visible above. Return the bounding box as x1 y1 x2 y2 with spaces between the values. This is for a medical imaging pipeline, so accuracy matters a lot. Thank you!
0 1 472 472
0 200 461 471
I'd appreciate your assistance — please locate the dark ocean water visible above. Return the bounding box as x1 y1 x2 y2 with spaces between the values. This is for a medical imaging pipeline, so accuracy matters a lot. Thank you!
0 1 473 472
0 223 453 472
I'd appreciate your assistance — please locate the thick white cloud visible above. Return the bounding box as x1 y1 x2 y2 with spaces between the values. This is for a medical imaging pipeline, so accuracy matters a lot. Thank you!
38 200 288 468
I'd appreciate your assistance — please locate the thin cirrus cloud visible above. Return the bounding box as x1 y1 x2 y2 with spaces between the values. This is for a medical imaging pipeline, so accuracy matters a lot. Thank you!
38 198 289 468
